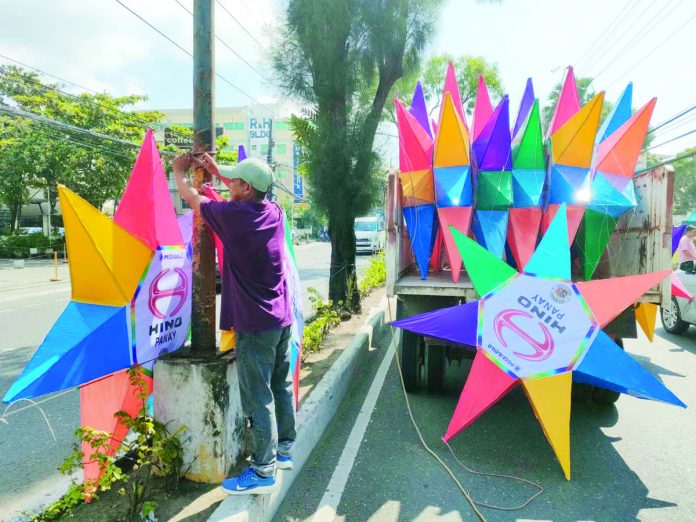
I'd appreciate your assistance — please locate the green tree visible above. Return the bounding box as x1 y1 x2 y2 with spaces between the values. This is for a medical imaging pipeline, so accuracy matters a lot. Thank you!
673 147 696 215
383 53 504 123
542 75 617 135
0 66 179 217
273 0 443 309
0 117 37 231
420 54 504 116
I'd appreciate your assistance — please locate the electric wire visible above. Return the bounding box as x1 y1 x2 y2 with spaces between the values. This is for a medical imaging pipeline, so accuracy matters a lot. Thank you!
591 0 686 81
575 0 641 70
172 0 272 82
582 0 656 73
234 0 267 28
0 52 99 95
639 148 696 172
113 0 277 117
644 128 696 151
0 105 143 149
648 104 696 135
603 12 696 89
0 66 164 131
215 0 269 52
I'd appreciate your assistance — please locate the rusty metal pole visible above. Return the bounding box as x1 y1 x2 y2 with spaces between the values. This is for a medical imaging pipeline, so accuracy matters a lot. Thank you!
191 0 217 355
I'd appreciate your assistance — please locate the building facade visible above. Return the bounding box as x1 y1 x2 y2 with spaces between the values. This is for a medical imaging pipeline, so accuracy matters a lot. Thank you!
155 103 304 212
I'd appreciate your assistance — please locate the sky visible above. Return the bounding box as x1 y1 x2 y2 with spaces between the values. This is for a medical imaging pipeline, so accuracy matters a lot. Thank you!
1 0 695 157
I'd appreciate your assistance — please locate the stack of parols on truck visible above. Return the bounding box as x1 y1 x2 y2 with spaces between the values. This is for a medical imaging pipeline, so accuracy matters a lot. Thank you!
385 66 673 400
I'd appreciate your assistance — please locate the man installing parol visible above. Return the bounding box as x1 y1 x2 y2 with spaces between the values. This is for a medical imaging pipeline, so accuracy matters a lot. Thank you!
173 152 294 495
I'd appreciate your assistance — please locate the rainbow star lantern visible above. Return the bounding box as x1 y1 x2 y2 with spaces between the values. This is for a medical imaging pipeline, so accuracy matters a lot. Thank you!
508 79 546 269
395 97 437 279
432 90 473 282
471 92 513 259
3 130 192 490
577 85 657 280
544 67 604 244
392 204 685 479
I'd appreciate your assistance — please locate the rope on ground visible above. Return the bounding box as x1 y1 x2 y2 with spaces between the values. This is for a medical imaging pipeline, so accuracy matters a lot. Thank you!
385 298 544 519
0 397 57 441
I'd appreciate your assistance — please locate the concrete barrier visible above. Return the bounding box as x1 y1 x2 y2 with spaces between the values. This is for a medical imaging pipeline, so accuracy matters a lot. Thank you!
208 297 389 522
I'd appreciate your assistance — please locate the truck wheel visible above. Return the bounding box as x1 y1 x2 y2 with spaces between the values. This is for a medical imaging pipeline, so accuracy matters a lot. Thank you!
592 339 623 404
661 297 690 335
400 330 422 392
425 345 446 392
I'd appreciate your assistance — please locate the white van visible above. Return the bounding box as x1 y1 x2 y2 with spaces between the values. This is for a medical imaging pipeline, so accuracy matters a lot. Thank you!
354 216 384 254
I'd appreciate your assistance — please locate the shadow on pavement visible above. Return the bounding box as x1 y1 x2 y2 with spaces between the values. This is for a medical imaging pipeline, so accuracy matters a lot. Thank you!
276 328 679 521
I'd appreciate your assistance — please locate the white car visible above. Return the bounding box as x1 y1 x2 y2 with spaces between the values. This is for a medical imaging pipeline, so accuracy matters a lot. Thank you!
354 217 384 254
661 267 696 334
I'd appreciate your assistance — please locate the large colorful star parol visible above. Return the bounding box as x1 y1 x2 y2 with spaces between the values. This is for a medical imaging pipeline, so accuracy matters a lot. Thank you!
392 204 685 479
3 130 192 490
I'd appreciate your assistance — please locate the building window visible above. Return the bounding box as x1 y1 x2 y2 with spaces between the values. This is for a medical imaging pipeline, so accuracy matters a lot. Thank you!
251 144 257 151
261 144 269 154
275 120 289 130
224 122 244 130
275 144 287 155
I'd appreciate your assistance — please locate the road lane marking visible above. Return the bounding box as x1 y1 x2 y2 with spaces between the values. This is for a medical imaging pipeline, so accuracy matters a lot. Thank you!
0 286 70 304
311 345 395 522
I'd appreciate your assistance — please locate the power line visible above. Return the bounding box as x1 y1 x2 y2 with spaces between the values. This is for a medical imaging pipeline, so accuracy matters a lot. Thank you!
648 103 696 135
575 0 640 70
0 105 144 150
591 0 686 80
114 0 276 117
234 0 267 29
583 0 654 72
644 128 696 151
0 52 100 94
114 0 192 56
651 112 696 139
0 66 161 130
172 0 271 81
638 148 696 173
215 0 269 52
604 12 696 89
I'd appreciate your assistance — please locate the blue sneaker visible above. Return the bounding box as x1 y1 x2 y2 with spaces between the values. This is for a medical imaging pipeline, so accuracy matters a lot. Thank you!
221 467 277 495
277 453 293 471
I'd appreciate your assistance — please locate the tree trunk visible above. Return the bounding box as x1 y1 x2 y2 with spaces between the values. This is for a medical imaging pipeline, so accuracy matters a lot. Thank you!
9 200 21 233
328 212 360 312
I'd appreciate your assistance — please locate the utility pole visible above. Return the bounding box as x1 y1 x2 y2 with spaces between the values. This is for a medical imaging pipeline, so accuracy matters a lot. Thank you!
191 0 216 354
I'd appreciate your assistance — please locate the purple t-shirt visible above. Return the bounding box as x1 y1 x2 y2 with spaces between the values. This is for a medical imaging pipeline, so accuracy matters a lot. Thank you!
200 199 291 333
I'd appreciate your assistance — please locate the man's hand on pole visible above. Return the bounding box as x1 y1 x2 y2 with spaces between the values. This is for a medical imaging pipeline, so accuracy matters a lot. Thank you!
173 153 209 213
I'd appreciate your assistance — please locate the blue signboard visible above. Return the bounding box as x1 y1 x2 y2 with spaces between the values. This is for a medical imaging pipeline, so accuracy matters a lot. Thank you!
293 145 303 202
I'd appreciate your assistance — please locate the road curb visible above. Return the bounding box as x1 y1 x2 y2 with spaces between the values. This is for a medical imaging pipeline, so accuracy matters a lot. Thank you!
208 296 389 522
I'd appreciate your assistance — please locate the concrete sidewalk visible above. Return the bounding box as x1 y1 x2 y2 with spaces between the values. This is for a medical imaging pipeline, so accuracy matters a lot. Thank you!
0 259 70 293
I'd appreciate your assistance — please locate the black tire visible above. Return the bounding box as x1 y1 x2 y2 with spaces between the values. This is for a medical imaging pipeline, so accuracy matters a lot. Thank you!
592 339 623 404
425 345 446 392
661 297 690 335
400 330 422 392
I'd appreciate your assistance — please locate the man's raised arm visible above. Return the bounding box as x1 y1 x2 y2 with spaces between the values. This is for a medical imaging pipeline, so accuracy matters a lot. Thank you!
173 153 209 213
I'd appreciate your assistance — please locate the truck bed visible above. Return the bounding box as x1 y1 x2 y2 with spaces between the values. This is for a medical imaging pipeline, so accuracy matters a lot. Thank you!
395 269 476 300
386 166 675 305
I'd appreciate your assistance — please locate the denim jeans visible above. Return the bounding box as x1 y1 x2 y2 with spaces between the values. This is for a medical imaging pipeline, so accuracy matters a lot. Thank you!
236 326 296 477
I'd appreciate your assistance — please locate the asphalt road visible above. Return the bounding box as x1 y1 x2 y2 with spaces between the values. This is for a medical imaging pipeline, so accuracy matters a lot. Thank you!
276 317 696 521
0 242 371 518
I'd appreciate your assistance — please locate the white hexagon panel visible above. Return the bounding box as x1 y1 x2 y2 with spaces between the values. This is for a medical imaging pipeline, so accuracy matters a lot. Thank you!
478 274 599 378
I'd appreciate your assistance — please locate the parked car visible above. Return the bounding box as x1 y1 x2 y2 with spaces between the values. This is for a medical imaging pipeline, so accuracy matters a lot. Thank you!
354 216 385 254
661 264 696 334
